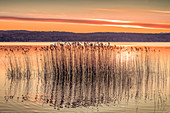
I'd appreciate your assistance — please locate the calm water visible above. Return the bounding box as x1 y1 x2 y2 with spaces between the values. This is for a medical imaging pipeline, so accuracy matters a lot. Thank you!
0 42 170 113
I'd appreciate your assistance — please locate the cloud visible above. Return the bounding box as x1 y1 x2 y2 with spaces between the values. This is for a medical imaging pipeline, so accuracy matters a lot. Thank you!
90 8 124 12
0 16 170 30
92 8 170 14
146 9 170 14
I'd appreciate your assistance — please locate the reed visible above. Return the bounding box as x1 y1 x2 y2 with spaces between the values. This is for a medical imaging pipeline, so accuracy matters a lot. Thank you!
4 42 169 111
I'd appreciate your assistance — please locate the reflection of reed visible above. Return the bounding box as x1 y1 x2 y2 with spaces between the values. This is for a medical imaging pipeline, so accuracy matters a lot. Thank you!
4 43 169 111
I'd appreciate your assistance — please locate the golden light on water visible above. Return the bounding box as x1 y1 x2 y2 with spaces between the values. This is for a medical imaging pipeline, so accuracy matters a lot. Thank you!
0 42 170 112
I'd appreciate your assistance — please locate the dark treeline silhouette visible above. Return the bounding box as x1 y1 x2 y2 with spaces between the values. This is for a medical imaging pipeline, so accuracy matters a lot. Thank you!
4 43 169 111
0 30 170 42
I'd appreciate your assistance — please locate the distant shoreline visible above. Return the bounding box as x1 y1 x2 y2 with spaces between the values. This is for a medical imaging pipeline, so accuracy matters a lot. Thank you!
0 30 170 42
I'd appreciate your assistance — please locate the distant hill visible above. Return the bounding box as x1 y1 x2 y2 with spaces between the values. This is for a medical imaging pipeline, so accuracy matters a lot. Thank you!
0 30 170 42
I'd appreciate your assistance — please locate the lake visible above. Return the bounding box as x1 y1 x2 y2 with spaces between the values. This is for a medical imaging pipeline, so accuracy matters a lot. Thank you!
0 42 170 113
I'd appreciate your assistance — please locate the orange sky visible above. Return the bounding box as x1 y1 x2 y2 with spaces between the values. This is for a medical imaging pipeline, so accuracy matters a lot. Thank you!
0 0 170 33
1 20 170 33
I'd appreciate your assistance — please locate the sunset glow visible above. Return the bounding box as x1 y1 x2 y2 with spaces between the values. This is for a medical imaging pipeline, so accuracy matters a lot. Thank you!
0 0 170 33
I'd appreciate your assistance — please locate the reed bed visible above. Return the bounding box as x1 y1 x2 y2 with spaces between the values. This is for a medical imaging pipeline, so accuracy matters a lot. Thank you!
4 42 169 111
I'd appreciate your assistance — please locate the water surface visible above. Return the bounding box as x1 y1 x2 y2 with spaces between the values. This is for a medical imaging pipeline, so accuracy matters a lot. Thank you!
0 42 170 113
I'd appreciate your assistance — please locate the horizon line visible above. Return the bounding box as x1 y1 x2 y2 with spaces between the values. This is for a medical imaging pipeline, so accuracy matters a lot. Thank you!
0 30 170 34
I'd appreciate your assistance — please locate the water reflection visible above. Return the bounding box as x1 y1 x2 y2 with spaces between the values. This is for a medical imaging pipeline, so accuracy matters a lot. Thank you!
3 43 170 112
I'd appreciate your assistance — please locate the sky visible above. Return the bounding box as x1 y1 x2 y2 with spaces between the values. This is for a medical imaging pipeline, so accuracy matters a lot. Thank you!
0 0 170 33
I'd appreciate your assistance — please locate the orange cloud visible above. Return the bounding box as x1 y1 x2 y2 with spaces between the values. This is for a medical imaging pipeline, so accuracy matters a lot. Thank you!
0 16 170 30
146 9 170 14
92 8 170 14
90 8 124 12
